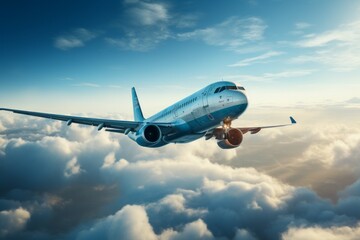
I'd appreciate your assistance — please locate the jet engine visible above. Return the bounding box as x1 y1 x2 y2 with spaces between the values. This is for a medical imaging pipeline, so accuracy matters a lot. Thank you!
217 128 243 149
134 124 162 147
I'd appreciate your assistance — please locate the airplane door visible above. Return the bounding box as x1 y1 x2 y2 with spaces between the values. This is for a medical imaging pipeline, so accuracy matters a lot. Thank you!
202 90 209 108
202 86 212 111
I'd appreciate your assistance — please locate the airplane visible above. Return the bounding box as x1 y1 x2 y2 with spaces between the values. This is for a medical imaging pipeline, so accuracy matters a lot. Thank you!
0 81 296 149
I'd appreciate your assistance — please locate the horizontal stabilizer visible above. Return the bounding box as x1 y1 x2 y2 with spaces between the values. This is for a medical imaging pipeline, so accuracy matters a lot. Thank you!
290 116 296 124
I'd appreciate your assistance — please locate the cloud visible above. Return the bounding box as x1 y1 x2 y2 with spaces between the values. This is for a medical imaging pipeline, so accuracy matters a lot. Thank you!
282 224 360 240
223 69 314 82
292 20 360 71
0 208 30 237
228 51 284 67
76 205 157 240
108 6 265 52
177 17 267 51
106 0 171 51
54 28 97 50
1 109 360 239
160 219 214 240
173 14 198 29
295 22 312 30
72 82 100 88
126 1 168 26
106 30 169 52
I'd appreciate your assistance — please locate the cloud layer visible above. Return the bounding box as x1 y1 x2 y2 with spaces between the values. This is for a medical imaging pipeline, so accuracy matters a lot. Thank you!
1 106 360 239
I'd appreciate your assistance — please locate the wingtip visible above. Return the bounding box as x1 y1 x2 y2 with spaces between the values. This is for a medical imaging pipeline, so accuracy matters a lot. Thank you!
290 116 297 124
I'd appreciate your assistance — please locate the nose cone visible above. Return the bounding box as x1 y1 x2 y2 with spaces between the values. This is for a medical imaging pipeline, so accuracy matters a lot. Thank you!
234 91 248 113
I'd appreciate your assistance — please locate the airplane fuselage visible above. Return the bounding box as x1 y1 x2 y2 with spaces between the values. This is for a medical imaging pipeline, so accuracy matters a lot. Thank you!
128 81 248 147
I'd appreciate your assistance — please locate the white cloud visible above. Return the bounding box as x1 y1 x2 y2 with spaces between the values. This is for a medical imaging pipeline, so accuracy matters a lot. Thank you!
282 224 360 240
160 219 214 240
77 205 157 240
64 157 82 177
54 28 97 50
297 21 360 48
293 20 360 71
224 69 314 82
0 208 30 237
127 1 168 26
72 82 100 88
295 22 311 30
1 111 360 239
229 51 284 67
177 17 267 51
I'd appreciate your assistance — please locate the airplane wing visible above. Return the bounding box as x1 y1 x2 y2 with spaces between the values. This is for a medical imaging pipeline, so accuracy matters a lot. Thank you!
0 108 174 134
239 116 297 134
205 117 296 140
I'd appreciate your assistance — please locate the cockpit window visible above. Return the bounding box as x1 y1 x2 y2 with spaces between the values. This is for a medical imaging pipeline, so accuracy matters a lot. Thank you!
226 86 237 90
214 85 245 93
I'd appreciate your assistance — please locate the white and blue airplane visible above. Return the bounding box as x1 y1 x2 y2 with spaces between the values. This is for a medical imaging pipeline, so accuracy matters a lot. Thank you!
0 81 296 149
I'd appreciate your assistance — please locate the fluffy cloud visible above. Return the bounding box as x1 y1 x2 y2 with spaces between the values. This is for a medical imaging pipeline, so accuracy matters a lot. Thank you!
54 28 97 50
76 205 157 240
282 224 360 240
1 108 360 239
0 208 30 237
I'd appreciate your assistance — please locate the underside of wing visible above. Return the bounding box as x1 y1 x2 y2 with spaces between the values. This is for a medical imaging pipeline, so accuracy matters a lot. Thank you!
205 116 296 140
239 116 296 134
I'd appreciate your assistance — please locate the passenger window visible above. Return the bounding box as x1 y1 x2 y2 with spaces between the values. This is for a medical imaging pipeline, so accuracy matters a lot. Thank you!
219 86 225 92
214 87 220 93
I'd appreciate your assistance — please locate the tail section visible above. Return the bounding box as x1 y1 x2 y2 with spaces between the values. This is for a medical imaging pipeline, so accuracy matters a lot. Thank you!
131 87 145 122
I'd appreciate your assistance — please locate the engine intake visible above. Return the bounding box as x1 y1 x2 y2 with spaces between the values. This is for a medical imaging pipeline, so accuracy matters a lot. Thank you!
131 124 162 147
217 128 243 149
143 125 161 143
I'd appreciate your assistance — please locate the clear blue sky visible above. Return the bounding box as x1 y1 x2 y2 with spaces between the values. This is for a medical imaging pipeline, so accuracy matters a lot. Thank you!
1 0 359 114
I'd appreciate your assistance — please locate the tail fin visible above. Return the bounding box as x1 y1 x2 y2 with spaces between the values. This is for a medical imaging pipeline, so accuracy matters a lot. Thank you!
131 87 145 122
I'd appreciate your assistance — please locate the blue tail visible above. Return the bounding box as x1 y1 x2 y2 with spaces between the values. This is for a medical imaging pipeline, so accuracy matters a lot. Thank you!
131 87 145 122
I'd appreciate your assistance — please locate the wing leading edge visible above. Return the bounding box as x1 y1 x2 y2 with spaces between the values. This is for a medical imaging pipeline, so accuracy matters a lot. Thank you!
0 108 140 130
0 108 174 134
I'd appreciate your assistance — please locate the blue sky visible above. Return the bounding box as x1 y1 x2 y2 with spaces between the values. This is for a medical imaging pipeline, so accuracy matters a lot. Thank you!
1 0 359 115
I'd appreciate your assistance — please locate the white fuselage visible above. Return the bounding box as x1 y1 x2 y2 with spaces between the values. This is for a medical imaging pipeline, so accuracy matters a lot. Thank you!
128 81 248 147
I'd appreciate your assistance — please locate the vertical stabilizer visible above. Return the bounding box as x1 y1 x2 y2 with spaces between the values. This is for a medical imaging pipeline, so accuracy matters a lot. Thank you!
131 87 145 122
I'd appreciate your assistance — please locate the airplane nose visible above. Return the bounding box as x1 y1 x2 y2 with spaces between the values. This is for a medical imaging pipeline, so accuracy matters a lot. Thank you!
234 91 248 106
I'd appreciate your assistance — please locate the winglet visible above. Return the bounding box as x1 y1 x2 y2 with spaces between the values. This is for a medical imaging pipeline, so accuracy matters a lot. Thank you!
290 116 296 124
131 87 145 122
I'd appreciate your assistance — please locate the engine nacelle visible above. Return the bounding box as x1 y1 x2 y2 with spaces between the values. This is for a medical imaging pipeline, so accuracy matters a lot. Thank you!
134 124 162 147
217 128 243 149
